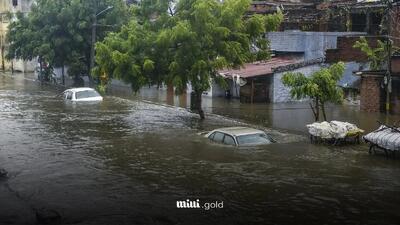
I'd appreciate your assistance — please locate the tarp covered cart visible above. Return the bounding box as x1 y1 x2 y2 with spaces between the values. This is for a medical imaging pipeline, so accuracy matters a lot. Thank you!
363 124 400 158
307 121 364 145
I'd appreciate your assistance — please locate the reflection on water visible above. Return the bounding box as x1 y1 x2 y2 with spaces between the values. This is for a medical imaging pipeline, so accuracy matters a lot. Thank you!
0 73 400 225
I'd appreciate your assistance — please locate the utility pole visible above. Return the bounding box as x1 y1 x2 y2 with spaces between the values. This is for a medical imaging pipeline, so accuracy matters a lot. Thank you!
385 0 393 114
89 15 97 85
89 6 113 86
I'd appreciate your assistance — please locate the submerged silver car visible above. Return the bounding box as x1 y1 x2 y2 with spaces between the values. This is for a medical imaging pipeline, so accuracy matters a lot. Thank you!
205 127 275 146
63 88 103 102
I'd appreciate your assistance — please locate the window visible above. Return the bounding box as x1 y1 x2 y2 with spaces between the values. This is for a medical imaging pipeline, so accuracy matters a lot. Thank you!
212 132 224 143
223 135 236 146
66 92 73 100
208 132 215 140
237 133 272 146
1 14 9 23
12 0 18 7
75 90 100 99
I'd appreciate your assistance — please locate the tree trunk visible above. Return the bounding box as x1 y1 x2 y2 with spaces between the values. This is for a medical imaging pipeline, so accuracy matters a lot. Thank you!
195 90 205 120
39 57 43 81
1 45 5 71
61 65 65 85
315 97 320 122
321 102 327 121
310 102 317 121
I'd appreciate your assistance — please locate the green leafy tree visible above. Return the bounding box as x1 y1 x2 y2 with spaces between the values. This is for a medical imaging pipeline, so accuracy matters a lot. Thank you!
6 0 128 83
95 0 283 119
353 37 388 70
353 36 400 71
282 62 345 121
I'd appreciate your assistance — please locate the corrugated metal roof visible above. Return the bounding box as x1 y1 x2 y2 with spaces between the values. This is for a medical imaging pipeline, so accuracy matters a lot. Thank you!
220 56 302 78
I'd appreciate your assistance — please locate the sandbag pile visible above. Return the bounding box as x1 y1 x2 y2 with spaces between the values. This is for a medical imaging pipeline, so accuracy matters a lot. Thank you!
363 125 400 151
307 121 364 139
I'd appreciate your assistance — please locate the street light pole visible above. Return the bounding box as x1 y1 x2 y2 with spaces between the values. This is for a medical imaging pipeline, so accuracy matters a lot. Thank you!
89 6 113 85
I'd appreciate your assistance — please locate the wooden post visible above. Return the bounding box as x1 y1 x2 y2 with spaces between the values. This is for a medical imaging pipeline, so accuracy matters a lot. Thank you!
365 12 370 33
251 79 254 104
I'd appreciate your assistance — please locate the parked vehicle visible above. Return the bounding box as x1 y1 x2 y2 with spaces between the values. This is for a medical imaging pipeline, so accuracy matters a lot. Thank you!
205 127 275 146
63 88 103 102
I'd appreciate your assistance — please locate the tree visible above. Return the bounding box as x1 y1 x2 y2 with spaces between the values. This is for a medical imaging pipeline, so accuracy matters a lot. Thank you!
6 0 128 83
282 62 345 121
353 37 389 70
95 0 283 119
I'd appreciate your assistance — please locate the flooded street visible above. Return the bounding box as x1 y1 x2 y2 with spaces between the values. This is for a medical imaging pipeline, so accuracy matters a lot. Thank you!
1 73 400 225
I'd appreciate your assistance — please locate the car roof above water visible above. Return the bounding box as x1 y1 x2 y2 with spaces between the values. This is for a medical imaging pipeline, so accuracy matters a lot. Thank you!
64 87 96 93
211 127 265 136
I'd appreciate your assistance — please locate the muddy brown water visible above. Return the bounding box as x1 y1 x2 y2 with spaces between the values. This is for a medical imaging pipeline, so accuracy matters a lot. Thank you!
0 73 400 225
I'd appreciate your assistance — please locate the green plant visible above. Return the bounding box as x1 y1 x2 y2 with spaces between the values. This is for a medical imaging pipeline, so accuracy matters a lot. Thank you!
282 62 345 121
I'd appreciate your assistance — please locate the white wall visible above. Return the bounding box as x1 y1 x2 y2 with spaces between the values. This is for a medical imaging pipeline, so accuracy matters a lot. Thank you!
273 64 322 102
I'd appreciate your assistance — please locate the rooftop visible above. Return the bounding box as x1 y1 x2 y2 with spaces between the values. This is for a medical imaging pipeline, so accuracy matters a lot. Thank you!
220 56 302 78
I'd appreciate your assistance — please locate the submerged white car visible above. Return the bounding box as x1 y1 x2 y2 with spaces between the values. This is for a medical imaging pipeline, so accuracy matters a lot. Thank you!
63 88 103 102
205 127 275 146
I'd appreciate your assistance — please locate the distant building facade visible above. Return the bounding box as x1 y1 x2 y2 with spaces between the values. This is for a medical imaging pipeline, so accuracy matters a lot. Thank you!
249 0 384 34
0 0 35 72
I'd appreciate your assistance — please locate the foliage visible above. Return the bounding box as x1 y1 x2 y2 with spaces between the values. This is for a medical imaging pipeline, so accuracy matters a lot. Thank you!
95 0 283 119
282 62 345 121
6 0 128 79
353 36 388 70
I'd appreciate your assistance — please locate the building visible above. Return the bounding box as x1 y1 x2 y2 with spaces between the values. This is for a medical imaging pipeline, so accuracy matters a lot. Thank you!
218 56 322 103
353 1 400 113
214 29 371 104
0 0 35 72
249 0 385 34
236 1 389 105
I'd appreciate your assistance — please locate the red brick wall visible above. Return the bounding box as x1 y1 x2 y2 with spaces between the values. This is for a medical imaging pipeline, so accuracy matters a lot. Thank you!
392 57 400 74
360 76 382 112
326 36 378 63
390 80 400 114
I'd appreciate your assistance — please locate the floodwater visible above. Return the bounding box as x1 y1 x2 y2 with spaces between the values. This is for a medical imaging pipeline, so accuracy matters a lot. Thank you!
0 73 400 225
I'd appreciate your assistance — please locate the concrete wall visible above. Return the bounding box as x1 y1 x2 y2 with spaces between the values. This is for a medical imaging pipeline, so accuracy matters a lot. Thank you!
273 64 322 103
338 61 367 88
266 31 366 60
211 79 241 98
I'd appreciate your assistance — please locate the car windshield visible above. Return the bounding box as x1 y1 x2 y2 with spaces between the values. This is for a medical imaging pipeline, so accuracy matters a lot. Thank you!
236 133 272 146
75 90 100 99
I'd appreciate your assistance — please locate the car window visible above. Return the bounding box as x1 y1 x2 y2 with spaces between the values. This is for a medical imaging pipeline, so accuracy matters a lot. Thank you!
212 132 224 143
237 133 271 146
66 92 73 100
76 90 100 99
208 132 215 140
223 135 236 146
